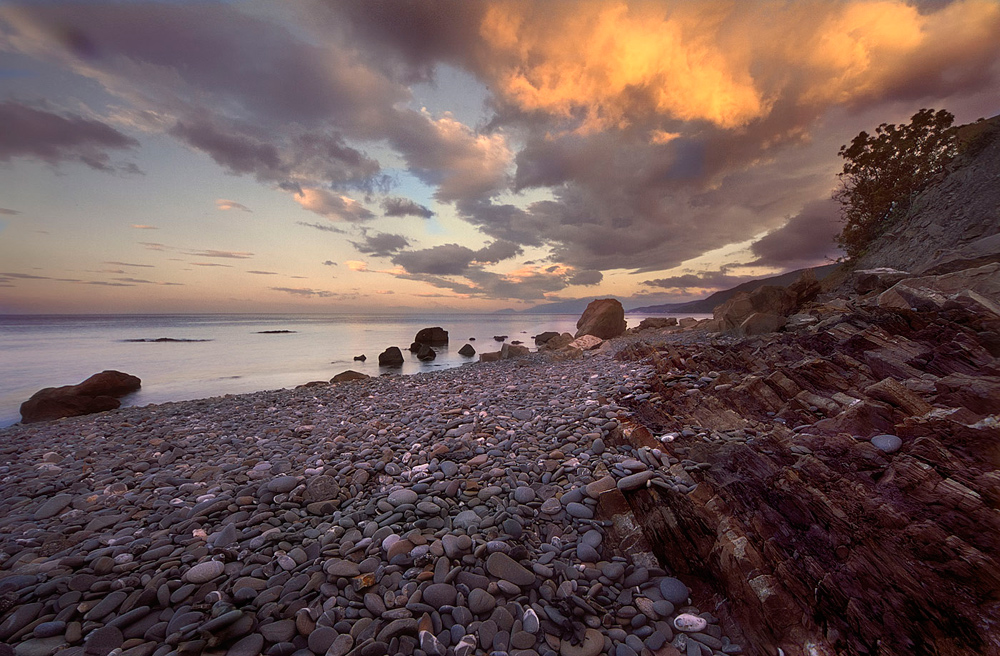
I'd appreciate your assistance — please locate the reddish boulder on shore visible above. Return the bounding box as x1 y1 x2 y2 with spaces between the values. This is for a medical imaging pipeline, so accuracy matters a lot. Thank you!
20 370 141 424
575 299 627 339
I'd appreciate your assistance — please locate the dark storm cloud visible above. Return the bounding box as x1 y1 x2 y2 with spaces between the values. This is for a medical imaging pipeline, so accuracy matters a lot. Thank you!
350 232 410 258
382 197 434 218
748 198 844 267
0 101 137 172
391 240 521 275
642 271 757 291
568 269 603 286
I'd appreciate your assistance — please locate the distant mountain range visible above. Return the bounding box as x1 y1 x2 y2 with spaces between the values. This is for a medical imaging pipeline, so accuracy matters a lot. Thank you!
627 263 841 314
506 263 840 317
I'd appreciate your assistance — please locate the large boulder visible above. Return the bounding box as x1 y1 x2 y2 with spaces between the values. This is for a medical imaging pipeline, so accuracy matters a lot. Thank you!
378 347 405 367
713 285 797 334
638 317 678 330
539 332 575 350
878 263 1000 310
575 299 627 339
458 344 476 357
414 327 449 345
20 370 141 423
534 331 560 345
416 344 436 361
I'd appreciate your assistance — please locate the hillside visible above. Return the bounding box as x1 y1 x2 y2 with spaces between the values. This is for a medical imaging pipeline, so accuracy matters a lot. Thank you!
629 263 840 315
846 114 1000 275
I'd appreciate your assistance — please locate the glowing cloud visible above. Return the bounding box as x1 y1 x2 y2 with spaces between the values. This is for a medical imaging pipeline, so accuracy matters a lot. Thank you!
345 260 368 272
294 188 374 221
131 224 158 229
216 199 252 212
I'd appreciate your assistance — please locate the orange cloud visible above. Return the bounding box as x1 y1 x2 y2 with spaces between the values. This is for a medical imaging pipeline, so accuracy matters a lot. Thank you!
477 0 1000 132
345 260 368 271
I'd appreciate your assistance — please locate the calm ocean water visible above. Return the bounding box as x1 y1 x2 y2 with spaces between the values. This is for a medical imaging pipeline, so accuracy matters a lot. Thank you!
0 312 697 427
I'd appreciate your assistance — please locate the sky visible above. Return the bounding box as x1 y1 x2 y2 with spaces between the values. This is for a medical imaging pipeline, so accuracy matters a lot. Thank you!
1 1 999 314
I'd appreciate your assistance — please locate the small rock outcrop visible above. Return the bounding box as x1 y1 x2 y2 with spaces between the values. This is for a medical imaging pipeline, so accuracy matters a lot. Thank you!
458 344 476 357
575 298 627 339
353 354 366 361
637 317 678 330
377 347 405 367
533 331 560 345
331 370 369 383
20 370 141 423
708 269 821 336
414 327 448 345
416 344 436 361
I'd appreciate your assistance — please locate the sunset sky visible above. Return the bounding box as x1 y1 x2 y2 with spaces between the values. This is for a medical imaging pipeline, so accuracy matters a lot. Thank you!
1 1 999 314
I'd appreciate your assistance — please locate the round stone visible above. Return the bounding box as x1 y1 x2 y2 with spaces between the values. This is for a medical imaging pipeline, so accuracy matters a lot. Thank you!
467 588 496 614
422 583 457 609
388 489 419 506
658 577 689 605
673 613 708 633
267 476 299 493
513 487 536 503
184 560 225 584
486 552 536 586
453 510 481 530
566 502 594 519
871 434 903 453
84 625 123 655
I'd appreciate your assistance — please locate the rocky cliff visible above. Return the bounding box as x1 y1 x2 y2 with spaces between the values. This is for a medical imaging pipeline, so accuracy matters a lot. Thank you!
847 115 1000 275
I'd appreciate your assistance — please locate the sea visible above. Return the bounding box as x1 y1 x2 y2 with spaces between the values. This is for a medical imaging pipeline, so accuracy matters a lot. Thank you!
0 312 706 428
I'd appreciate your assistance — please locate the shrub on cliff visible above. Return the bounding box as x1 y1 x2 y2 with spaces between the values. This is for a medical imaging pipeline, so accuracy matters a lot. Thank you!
835 108 957 259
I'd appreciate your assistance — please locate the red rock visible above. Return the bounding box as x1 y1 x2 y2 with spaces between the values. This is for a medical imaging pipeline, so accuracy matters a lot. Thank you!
575 298 627 339
19 370 141 423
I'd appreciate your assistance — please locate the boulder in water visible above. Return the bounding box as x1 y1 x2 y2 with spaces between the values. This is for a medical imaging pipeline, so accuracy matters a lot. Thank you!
416 344 436 361
414 327 449 345
378 347 405 367
20 370 141 424
458 344 476 357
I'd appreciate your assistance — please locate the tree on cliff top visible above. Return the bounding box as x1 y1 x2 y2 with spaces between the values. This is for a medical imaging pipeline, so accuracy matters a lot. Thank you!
835 108 958 259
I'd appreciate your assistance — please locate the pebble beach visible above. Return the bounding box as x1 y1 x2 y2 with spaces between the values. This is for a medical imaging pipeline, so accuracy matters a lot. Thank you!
0 344 743 656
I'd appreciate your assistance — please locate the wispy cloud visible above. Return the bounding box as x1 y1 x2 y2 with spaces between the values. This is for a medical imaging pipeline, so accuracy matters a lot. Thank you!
104 261 155 268
297 221 345 234
382 196 434 219
271 286 337 298
190 262 233 267
216 199 252 212
131 224 158 230
186 249 253 259
0 208 21 216
247 270 278 275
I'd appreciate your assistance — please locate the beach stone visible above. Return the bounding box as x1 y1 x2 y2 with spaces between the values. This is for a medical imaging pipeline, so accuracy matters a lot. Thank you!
326 560 361 577
514 487 536 503
183 560 225 584
326 633 354 656
267 476 299 493
388 489 419 506
31 621 66 639
34 494 74 520
84 625 123 655
566 502 594 519
871 434 903 453
304 476 340 502
378 347 405 366
422 583 457 609
659 577 689 605
307 626 338 653
226 633 264 656
259 620 295 643
12 637 65 656
468 588 496 614
512 630 536 649
617 471 654 491
540 498 562 514
577 543 600 561
523 608 540 634
486 552 535 586
453 511 481 530
559 627 604 656
585 476 616 497
673 614 708 633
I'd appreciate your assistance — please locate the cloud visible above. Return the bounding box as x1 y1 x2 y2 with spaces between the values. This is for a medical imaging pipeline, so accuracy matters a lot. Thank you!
87 280 134 287
297 221 346 234
0 101 138 172
186 249 253 259
375 289 394 295
131 224 158 230
568 269 603 286
190 262 232 267
246 270 278 275
104 260 154 268
139 242 167 251
391 240 523 275
1 271 52 280
0 208 21 216
345 260 368 272
216 199 252 212
642 270 758 292
322 260 337 266
748 198 844 267
271 286 337 298
294 188 375 222
382 196 434 218
351 231 410 257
